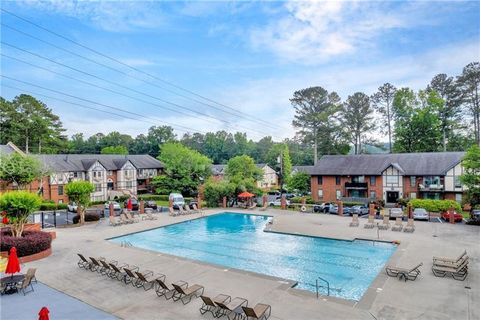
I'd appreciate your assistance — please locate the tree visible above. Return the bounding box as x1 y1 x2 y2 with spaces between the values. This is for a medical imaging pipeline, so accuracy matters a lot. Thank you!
457 62 480 145
147 126 176 156
65 181 95 225
152 143 212 196
0 94 66 153
0 191 42 237
0 153 45 189
225 155 262 184
203 179 236 207
279 144 292 189
291 87 346 164
371 83 397 152
287 172 310 195
427 74 463 151
460 145 480 209
101 146 129 155
340 92 375 154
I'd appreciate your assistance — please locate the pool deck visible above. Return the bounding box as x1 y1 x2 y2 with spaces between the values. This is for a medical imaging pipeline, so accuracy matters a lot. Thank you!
22 209 479 320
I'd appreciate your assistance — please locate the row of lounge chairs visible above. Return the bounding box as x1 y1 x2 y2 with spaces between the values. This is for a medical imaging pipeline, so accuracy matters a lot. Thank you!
350 214 415 232
385 250 469 282
169 204 203 217
109 211 153 226
76 253 271 319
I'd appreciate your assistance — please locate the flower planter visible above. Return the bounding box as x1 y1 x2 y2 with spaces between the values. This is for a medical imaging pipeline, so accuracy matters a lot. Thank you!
0 247 52 263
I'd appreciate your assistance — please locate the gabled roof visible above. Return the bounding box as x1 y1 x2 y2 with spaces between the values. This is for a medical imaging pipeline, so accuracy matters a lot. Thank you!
310 152 465 176
35 154 164 172
0 142 25 155
292 165 314 174
211 164 226 175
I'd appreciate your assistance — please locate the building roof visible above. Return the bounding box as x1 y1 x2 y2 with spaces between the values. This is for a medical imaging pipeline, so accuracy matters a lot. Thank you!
310 152 465 176
0 142 25 155
211 164 226 175
35 154 164 172
292 165 314 174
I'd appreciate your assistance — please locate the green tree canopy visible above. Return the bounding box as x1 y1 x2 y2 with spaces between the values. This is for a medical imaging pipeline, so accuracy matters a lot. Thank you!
152 143 212 196
341 92 375 154
101 145 129 155
65 181 95 225
371 83 397 153
460 145 480 209
0 153 46 189
0 191 42 237
287 172 311 195
225 155 262 184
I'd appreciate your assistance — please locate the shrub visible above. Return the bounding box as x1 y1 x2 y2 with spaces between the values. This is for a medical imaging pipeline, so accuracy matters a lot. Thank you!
0 191 42 237
73 213 100 224
408 199 462 212
204 180 236 207
0 230 52 257
342 201 365 207
290 196 315 204
138 194 169 201
38 202 70 211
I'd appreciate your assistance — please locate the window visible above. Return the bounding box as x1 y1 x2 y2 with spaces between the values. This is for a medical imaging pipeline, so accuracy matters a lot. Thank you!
95 184 101 192
410 176 416 187
317 176 323 185
370 176 376 186
335 176 341 185
93 171 96 178
97 171 102 178
58 185 63 196
370 191 376 199
386 175 398 184
455 194 462 203
125 170 131 177
58 199 63 204
454 176 462 188
126 181 134 188
336 190 341 199
73 172 78 178
424 176 440 186
108 171 113 176
318 189 323 199
410 192 417 199
352 176 364 183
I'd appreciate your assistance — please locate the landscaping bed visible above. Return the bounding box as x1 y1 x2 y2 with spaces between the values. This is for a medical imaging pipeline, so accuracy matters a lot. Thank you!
0 229 52 257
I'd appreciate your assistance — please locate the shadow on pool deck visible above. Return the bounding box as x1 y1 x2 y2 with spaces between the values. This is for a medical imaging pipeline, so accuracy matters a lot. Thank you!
0 281 117 320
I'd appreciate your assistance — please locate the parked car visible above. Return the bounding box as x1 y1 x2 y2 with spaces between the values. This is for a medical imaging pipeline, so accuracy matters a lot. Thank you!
413 208 429 221
471 209 480 221
104 201 121 211
68 202 78 212
145 200 158 210
351 205 369 215
389 208 404 219
169 193 185 209
329 205 338 214
343 206 352 215
441 210 463 222
269 197 291 206
123 198 139 211
313 202 333 213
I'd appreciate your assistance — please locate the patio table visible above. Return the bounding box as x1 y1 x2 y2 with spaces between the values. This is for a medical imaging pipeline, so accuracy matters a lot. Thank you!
1 274 25 295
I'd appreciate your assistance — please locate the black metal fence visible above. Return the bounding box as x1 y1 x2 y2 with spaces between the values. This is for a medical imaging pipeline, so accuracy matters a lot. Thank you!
28 209 105 229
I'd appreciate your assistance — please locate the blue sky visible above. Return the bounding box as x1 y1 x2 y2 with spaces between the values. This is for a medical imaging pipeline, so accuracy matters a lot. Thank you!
1 1 479 141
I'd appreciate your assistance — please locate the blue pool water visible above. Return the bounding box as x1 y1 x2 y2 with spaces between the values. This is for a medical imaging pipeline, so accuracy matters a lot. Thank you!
110 213 396 301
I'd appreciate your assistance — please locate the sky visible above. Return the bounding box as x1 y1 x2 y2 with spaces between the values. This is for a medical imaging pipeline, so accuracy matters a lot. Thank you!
1 0 479 142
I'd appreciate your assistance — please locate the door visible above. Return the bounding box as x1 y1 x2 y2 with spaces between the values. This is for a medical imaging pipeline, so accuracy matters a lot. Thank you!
386 191 399 203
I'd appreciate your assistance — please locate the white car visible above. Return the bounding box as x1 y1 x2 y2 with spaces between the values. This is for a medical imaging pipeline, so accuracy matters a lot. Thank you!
413 208 429 221
68 202 78 212
104 201 121 211
269 198 291 206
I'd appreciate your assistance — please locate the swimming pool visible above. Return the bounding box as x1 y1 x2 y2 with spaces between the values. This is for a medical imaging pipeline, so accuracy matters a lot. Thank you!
110 213 396 301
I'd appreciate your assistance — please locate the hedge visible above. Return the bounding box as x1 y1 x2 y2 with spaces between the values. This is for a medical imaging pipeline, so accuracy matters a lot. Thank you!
290 196 315 204
38 202 68 211
138 194 169 201
73 213 100 224
408 199 462 212
1 230 52 257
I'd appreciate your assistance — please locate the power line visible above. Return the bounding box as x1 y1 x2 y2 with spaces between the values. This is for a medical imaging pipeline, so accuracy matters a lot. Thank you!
1 41 273 139
0 12 285 131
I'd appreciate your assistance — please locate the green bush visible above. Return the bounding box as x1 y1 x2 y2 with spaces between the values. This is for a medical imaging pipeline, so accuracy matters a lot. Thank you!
408 199 461 212
342 201 365 207
290 196 315 204
204 180 236 207
139 194 169 201
73 213 100 224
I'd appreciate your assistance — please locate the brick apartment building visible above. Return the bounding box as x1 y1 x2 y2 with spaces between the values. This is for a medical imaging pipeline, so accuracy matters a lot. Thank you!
305 152 466 206
0 143 163 203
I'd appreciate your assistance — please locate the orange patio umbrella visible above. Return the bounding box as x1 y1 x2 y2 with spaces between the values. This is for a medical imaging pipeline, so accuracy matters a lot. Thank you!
5 247 20 277
127 198 133 210
238 191 254 198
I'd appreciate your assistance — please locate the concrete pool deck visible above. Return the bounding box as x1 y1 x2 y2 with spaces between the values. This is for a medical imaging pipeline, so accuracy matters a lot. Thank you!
21 209 479 320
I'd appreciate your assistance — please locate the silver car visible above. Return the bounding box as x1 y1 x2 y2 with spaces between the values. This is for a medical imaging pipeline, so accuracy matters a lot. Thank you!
389 208 404 219
413 208 429 221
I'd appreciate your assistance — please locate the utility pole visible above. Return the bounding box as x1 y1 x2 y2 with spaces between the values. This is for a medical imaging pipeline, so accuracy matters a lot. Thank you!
277 152 283 192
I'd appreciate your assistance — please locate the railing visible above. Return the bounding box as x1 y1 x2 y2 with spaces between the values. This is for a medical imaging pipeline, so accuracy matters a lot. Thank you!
121 240 133 247
345 182 368 189
316 276 330 298
418 184 444 191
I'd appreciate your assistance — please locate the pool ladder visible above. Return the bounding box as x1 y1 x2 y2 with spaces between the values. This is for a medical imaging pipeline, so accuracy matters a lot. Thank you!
316 276 330 297
121 240 133 248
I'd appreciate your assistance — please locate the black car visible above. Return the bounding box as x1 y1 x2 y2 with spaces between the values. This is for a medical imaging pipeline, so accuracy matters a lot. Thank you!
188 200 198 210
124 198 139 211
145 200 157 210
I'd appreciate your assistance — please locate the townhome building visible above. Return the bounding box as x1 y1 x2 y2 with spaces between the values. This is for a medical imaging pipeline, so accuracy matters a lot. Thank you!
211 163 279 189
0 143 163 203
307 152 466 206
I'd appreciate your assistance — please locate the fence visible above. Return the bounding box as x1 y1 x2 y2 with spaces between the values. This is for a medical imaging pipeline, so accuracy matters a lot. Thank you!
29 208 105 229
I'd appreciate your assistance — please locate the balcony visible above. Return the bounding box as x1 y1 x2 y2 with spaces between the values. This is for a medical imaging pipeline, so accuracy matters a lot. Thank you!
418 184 444 192
345 182 368 190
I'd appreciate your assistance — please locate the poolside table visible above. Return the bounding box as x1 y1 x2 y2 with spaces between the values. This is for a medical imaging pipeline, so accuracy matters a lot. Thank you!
1 274 25 295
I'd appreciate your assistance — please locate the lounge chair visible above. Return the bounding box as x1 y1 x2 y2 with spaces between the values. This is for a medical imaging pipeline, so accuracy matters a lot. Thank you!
378 216 390 230
168 207 179 217
77 253 92 269
171 282 205 304
120 213 133 224
433 250 467 266
184 204 196 214
349 214 359 227
99 259 122 278
109 215 123 226
122 266 140 285
17 273 35 295
26 268 37 284
134 271 165 291
177 205 188 215
385 262 423 281
364 215 375 229
216 297 249 319
89 256 107 273
108 263 129 281
242 303 272 320
199 294 231 317
248 203 257 210
125 211 139 223
141 211 158 220
432 258 469 281
403 218 415 232
391 217 403 232
192 204 204 215
155 279 187 300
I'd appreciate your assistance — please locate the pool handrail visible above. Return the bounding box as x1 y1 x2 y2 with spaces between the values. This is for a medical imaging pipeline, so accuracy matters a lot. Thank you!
316 276 330 297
